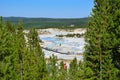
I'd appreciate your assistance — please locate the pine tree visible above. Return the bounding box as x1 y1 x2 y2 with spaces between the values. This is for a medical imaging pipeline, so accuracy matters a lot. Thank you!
0 16 2 28
58 61 68 80
26 28 47 80
16 21 26 80
6 21 15 33
84 0 119 79
48 54 58 80
28 28 39 50
0 17 11 79
76 61 85 80
4 32 21 80
0 17 48 80
35 44 48 80
69 58 78 80
0 17 21 79
108 0 120 77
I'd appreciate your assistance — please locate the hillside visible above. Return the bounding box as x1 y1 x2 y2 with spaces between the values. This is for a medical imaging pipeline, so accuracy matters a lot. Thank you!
3 17 89 29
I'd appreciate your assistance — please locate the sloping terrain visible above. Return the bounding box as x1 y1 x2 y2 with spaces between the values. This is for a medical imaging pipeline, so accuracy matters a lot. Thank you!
3 17 89 28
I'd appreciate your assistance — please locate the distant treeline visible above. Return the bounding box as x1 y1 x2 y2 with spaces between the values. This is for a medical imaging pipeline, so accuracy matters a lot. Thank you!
56 33 84 38
3 17 89 29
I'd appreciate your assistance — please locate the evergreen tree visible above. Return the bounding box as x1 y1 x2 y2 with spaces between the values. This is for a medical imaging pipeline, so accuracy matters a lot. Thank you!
84 0 119 79
0 17 22 79
108 0 120 77
69 58 78 80
16 21 26 80
0 16 2 28
0 18 11 79
26 28 47 80
0 17 48 80
6 21 15 33
75 61 86 80
28 28 39 50
48 54 58 80
58 61 68 80
4 32 21 80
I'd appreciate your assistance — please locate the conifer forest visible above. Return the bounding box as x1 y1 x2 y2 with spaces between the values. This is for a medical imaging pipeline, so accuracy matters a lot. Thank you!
0 0 120 80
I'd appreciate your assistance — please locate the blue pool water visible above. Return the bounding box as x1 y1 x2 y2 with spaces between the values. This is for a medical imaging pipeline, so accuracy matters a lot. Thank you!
41 37 67 45
41 37 85 47
41 37 60 41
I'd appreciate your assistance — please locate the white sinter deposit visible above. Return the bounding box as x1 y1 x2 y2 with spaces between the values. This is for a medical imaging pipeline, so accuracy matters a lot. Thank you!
39 28 86 61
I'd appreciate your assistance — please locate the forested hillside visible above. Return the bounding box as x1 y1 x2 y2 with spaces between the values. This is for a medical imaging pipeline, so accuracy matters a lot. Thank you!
3 17 89 29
